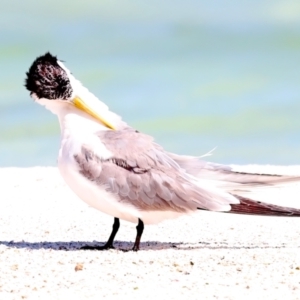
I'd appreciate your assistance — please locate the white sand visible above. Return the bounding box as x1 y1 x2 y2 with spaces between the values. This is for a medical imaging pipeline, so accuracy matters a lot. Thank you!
0 167 300 299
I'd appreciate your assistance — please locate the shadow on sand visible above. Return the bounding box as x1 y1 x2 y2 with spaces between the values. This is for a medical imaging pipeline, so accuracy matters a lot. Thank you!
0 240 296 251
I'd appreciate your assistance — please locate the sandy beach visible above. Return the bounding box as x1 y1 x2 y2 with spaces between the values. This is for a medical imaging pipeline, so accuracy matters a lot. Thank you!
0 167 300 299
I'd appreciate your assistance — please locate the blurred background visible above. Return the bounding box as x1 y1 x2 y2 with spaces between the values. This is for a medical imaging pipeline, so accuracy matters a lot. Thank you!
1 0 300 167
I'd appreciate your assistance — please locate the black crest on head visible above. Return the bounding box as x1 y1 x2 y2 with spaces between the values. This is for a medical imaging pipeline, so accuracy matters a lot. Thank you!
25 52 72 100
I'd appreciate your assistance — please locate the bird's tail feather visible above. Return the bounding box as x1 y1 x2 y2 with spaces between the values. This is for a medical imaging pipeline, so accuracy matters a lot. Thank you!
204 164 300 216
228 196 300 217
170 152 300 214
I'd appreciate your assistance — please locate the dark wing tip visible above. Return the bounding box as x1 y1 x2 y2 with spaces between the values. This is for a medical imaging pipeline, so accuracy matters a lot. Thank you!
229 196 300 217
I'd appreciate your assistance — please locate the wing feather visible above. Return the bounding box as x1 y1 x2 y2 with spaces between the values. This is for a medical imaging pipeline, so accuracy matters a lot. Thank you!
74 127 238 213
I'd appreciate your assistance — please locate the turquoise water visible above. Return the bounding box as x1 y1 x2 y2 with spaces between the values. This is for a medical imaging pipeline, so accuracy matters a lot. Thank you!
1 0 300 167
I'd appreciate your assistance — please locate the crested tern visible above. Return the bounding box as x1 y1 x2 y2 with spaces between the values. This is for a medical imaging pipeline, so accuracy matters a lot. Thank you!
25 53 300 251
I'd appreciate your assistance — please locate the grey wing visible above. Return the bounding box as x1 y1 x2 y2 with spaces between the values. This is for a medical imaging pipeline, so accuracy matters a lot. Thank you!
169 152 300 208
169 152 300 185
74 128 238 213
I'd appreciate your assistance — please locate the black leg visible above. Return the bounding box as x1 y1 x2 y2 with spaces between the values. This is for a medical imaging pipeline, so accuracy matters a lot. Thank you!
104 217 120 248
81 217 120 250
132 218 144 251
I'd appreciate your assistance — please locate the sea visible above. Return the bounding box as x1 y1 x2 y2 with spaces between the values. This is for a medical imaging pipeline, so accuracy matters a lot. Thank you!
1 0 300 167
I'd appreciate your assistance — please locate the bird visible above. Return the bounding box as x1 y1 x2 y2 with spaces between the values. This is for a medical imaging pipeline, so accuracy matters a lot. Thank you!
25 52 300 251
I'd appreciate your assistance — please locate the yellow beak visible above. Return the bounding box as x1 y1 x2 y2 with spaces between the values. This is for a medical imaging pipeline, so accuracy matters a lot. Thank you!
72 96 115 130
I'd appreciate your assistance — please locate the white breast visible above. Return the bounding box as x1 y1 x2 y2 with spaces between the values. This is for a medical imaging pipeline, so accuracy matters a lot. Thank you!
47 104 190 225
58 135 190 224
56 112 141 223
